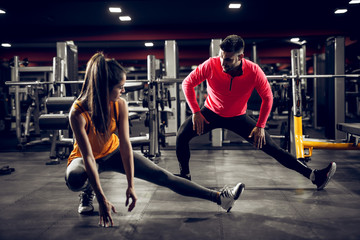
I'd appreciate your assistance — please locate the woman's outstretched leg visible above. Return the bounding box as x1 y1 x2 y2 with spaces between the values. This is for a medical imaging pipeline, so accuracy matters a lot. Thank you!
132 152 245 212
134 152 218 201
95 150 245 212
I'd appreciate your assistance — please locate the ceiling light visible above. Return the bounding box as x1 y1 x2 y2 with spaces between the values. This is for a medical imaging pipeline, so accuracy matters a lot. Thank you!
109 7 122 13
334 8 348 14
290 38 306 45
349 0 360 4
119 16 131 21
0 9 6 14
229 3 241 9
1 43 11 47
145 42 154 47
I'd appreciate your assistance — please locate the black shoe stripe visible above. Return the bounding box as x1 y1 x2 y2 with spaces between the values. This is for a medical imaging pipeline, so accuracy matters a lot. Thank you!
234 183 245 200
318 163 336 190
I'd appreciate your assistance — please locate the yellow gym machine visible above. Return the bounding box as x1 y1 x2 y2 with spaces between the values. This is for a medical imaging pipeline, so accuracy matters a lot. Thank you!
288 48 360 161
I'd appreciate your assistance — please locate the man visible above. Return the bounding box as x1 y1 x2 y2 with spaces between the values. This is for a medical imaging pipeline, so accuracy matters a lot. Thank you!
175 35 336 190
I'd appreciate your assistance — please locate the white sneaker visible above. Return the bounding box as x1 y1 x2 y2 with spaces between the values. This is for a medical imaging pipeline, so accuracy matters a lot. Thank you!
78 191 95 214
219 183 245 212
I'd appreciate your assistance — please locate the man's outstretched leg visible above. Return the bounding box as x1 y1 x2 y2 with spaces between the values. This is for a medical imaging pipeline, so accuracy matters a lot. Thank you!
176 108 220 180
229 114 337 190
175 116 197 180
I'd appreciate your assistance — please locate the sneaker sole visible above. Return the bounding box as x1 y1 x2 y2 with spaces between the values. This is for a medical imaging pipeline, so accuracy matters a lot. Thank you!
78 207 94 214
318 162 336 190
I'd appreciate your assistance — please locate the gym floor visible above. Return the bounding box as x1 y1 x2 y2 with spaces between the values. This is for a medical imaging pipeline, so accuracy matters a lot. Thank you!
0 133 360 240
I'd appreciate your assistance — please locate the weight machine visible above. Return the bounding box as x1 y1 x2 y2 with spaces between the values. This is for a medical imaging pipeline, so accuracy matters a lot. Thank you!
287 48 360 160
9 56 62 149
128 54 178 159
7 41 77 163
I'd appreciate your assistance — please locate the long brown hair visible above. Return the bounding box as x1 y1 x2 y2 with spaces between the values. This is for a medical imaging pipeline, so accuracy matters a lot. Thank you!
78 52 126 136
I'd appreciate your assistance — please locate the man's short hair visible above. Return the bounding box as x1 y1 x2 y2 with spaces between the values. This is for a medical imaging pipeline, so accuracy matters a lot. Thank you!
220 35 245 54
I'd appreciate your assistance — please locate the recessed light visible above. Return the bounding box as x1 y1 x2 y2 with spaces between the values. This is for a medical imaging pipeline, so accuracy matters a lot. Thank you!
0 9 6 14
349 0 360 4
109 7 122 13
145 42 154 47
119 16 131 21
229 3 241 9
334 8 348 14
1 43 11 47
290 38 300 42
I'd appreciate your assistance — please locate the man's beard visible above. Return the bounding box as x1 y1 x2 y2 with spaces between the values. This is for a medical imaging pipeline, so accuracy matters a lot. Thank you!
223 65 235 73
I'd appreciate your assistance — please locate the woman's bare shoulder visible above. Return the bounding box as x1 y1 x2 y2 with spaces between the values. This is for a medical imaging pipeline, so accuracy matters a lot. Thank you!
69 103 85 123
116 98 128 109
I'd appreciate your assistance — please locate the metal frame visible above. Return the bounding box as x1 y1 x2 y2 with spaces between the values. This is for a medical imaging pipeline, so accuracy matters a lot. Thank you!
8 42 76 162
147 55 160 159
163 40 179 146
10 56 61 146
289 49 360 160
8 73 360 87
210 39 223 147
6 44 360 159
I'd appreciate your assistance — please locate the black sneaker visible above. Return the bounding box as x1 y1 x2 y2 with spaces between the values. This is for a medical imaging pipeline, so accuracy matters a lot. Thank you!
312 162 337 190
174 173 192 181
78 190 95 214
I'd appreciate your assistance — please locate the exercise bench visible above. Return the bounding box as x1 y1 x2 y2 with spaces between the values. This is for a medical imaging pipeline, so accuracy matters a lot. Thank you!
337 123 360 146
39 96 76 165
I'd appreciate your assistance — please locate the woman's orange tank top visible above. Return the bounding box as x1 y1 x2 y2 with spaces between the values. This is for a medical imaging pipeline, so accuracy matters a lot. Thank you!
67 100 120 166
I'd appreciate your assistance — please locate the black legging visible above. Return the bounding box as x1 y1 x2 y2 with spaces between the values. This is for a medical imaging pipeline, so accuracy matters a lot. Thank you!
176 107 312 178
65 149 218 202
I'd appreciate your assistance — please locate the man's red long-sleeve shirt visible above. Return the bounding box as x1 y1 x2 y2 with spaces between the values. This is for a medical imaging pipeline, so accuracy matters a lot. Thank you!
182 57 273 128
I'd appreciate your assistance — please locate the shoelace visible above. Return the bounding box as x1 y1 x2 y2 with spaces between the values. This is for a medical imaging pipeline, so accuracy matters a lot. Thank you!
80 192 94 206
220 186 233 198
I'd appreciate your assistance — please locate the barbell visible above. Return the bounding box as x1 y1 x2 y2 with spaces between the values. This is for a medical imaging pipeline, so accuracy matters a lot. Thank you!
5 73 360 87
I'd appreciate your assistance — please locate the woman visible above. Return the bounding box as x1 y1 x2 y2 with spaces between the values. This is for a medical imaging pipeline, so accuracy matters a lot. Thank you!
65 52 245 228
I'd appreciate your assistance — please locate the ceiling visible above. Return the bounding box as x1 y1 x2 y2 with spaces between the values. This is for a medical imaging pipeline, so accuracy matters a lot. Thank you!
0 0 359 70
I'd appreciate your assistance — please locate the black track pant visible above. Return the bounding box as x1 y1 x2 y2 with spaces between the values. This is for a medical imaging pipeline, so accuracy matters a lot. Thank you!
176 107 312 178
65 149 218 202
